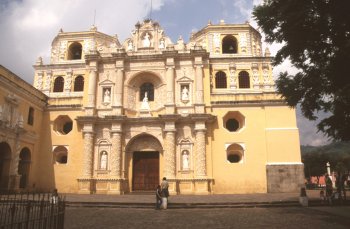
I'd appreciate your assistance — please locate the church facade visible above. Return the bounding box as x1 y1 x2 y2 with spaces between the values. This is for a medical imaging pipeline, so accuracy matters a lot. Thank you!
0 20 304 194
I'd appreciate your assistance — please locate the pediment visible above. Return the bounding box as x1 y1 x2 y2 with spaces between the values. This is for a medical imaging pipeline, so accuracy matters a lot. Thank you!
123 19 173 52
177 76 193 83
98 79 114 86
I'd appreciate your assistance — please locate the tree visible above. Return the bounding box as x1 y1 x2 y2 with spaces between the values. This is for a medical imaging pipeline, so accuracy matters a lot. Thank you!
253 0 350 140
301 142 350 178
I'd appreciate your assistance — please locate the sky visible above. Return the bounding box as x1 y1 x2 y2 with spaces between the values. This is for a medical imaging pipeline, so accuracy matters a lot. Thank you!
0 0 330 146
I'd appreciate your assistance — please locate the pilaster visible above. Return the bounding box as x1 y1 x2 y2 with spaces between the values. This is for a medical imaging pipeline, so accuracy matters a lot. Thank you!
86 63 98 115
82 130 94 178
194 122 207 177
194 63 205 113
163 121 176 179
165 58 175 114
43 70 52 95
112 60 125 115
110 123 122 178
65 68 73 93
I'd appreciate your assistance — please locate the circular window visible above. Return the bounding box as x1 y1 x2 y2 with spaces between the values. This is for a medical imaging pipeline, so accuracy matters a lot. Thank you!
227 153 242 163
226 119 239 132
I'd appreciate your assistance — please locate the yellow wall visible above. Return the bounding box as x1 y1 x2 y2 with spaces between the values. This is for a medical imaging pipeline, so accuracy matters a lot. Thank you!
208 105 301 194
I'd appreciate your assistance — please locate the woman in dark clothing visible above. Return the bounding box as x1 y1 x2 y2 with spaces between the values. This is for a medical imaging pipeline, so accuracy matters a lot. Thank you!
155 185 162 210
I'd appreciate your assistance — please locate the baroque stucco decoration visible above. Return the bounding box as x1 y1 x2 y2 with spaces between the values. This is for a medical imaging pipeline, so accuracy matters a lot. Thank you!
125 134 163 153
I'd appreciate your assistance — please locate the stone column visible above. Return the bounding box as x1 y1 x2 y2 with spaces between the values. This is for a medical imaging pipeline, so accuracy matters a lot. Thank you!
86 67 97 116
195 65 204 104
35 71 44 90
65 69 73 93
8 141 21 191
163 122 176 178
110 132 122 178
108 123 123 194
78 128 95 194
195 64 205 113
195 126 207 177
112 68 124 115
165 59 175 114
43 70 52 95
82 131 94 178
229 63 237 89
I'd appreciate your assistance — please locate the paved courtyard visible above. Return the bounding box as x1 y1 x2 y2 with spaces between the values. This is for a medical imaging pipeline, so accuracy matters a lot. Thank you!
64 206 350 229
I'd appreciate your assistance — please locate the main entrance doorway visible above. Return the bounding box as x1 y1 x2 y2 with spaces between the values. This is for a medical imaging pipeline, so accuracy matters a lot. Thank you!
132 151 159 191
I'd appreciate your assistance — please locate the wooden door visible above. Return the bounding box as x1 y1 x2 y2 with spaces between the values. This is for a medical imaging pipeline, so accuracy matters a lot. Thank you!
132 151 159 191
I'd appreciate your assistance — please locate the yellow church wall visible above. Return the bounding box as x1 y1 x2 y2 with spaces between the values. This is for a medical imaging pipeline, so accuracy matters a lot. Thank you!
1 65 48 192
265 130 301 163
264 106 301 163
209 106 269 193
34 111 54 191
36 109 84 193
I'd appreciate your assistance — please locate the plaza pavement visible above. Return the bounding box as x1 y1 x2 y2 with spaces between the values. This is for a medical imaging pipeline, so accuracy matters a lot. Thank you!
64 190 350 228
64 190 347 209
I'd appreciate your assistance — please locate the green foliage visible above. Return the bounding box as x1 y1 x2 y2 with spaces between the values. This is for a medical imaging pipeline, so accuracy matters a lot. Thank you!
301 141 350 177
253 0 350 140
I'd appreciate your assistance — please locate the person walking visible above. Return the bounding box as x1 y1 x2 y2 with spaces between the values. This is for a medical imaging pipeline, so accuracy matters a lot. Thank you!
325 173 333 205
161 177 169 209
51 188 59 204
155 185 162 210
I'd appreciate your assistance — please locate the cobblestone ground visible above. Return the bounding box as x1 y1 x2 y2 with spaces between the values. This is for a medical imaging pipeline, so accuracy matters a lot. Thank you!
64 207 350 229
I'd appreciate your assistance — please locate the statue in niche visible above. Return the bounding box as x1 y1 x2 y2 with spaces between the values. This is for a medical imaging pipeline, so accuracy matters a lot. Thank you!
182 150 190 170
176 35 185 50
181 86 189 101
100 152 107 170
127 40 133 51
143 33 151 47
159 39 165 49
103 89 111 103
140 92 150 110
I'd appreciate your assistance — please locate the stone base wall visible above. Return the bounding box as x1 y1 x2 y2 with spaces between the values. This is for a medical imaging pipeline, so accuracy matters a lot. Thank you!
266 164 305 193
78 179 127 194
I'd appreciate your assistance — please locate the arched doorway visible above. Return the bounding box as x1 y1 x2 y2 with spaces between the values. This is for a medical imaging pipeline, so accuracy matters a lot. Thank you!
0 142 12 190
126 134 163 191
18 147 31 189
133 151 159 191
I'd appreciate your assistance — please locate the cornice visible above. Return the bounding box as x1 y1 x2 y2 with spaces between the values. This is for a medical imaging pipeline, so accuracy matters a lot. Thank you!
0 66 47 107
33 63 86 71
191 23 260 41
210 99 287 107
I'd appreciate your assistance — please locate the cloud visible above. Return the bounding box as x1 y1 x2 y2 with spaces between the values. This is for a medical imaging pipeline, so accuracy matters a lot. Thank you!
296 107 331 146
0 0 164 83
0 0 329 146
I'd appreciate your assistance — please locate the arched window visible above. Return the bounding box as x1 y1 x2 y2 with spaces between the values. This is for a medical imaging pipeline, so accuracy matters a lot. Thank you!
222 35 238 54
67 42 82 60
226 144 244 163
53 76 64 92
27 107 34 125
238 71 250 88
53 146 68 164
140 83 154 101
215 71 227 88
74 75 84 91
